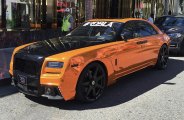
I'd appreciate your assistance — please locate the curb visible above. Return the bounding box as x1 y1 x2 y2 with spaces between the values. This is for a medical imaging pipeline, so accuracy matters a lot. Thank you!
0 78 11 87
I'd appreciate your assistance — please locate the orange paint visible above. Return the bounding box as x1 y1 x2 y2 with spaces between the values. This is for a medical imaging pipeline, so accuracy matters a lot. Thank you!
9 18 170 101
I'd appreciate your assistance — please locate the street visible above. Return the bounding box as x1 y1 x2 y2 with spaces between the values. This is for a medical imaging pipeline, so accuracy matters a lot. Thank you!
0 57 183 120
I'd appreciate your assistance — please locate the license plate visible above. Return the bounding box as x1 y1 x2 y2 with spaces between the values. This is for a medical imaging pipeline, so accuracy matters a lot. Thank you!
17 74 27 85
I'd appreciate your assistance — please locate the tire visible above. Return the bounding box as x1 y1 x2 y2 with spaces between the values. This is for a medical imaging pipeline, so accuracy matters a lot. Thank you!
155 45 169 70
76 62 107 102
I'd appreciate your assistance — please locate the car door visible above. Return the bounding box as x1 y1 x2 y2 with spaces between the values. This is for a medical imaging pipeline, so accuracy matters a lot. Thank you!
136 21 162 63
115 21 146 77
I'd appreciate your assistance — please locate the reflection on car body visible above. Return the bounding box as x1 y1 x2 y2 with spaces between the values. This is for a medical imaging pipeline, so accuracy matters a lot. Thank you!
10 18 170 102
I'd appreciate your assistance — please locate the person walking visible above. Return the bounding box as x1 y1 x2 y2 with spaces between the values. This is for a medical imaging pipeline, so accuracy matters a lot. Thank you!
62 8 74 36
147 13 154 23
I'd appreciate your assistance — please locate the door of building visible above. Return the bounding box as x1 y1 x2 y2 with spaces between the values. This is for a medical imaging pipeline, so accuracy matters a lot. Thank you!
12 3 28 29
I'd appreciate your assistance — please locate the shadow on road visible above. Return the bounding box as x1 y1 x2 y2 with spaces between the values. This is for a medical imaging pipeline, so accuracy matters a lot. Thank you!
26 58 184 110
0 85 18 98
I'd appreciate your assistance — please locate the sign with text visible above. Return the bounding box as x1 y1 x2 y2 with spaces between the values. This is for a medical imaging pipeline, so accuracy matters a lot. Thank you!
57 0 75 13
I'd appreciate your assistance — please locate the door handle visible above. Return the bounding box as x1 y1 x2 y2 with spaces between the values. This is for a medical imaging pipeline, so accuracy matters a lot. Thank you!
136 40 148 45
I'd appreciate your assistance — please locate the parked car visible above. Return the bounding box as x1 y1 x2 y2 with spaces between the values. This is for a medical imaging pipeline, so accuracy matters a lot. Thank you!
155 15 184 55
10 19 170 102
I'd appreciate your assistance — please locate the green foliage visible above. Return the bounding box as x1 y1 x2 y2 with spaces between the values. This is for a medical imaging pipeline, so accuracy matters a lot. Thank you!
6 19 15 29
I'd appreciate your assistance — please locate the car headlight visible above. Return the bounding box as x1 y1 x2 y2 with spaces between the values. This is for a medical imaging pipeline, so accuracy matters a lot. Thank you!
168 33 182 39
47 62 64 68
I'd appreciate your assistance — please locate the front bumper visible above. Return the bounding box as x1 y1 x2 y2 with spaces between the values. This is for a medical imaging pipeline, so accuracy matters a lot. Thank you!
12 75 63 100
169 37 183 53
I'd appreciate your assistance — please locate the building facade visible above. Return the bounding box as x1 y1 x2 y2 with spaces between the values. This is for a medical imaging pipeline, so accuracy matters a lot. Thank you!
1 0 184 32
0 0 133 30
0 0 86 29
94 0 132 18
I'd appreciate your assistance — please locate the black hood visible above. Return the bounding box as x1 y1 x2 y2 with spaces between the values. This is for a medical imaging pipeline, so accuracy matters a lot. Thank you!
17 36 109 57
158 26 184 34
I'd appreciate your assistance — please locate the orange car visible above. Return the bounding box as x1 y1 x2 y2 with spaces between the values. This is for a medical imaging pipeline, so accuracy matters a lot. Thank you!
9 19 170 102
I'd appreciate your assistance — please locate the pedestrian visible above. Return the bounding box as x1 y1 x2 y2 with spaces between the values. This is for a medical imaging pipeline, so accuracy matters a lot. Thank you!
147 13 154 23
62 8 74 36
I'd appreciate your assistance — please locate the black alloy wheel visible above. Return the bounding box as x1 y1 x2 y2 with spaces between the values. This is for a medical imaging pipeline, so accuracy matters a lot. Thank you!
155 45 169 70
76 63 107 102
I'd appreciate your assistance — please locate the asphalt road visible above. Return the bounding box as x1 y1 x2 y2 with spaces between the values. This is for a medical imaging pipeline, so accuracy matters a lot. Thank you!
0 57 184 120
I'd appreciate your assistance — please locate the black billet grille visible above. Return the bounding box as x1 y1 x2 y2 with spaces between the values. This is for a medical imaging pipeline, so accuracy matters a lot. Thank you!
14 58 41 76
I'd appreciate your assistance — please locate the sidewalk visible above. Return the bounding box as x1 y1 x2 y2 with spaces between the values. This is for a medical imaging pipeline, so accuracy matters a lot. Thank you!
0 48 14 86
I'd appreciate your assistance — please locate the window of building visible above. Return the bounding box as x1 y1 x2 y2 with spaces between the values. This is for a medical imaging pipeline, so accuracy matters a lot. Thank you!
1 0 96 30
6 0 30 29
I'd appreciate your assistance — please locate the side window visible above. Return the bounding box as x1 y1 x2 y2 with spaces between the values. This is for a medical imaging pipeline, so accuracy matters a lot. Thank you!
137 21 158 37
121 21 135 40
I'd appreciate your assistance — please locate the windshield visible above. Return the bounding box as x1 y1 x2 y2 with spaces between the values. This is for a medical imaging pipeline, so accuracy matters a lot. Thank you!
67 22 123 40
155 17 184 26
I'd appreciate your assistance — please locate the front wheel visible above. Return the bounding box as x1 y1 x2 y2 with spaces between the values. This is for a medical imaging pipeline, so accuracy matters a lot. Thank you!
76 63 107 102
155 45 169 70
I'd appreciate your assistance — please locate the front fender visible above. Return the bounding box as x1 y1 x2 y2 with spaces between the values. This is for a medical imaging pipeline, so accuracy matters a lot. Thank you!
58 50 116 100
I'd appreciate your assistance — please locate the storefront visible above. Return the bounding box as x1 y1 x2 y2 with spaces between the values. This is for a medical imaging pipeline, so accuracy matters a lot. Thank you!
0 0 85 30
0 0 87 49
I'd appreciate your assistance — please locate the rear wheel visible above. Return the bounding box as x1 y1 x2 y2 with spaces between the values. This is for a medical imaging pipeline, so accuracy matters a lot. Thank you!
76 63 107 102
155 45 169 70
